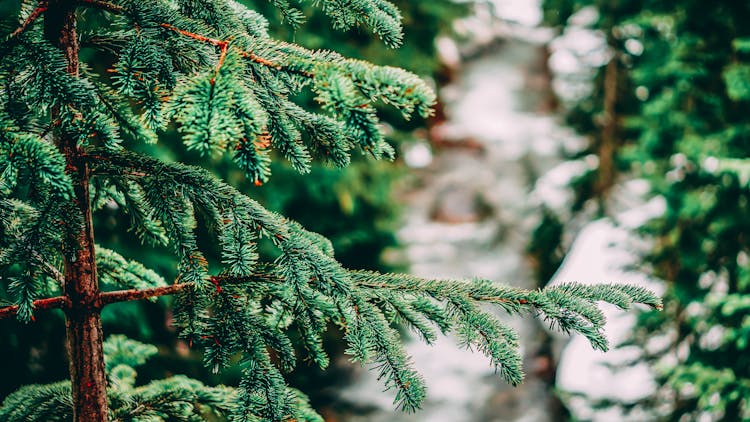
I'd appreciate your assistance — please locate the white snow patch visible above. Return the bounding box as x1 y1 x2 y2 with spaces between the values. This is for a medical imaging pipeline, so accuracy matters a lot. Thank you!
550 215 666 421
568 6 599 27
489 0 543 26
436 36 462 69
616 196 666 229
403 142 433 169
530 159 594 213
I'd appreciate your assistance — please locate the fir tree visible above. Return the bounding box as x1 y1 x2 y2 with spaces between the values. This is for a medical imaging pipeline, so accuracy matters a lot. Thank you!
0 1 660 421
541 0 750 419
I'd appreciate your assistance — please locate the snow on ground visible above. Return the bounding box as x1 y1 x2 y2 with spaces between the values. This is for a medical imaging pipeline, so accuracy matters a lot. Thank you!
530 156 597 216
548 191 666 421
339 35 576 422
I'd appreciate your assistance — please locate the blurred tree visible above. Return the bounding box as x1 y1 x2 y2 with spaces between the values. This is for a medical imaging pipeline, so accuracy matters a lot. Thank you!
0 0 659 420
541 0 750 419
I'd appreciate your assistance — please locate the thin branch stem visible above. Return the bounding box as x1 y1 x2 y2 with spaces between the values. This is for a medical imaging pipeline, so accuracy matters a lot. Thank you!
98 272 283 305
159 23 311 77
99 282 193 305
7 2 48 41
0 296 69 320
159 23 232 77
32 251 66 286
159 23 224 48
238 49 284 71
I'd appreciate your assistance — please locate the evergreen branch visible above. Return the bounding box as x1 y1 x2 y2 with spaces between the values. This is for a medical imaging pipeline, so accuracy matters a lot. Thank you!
32 250 64 286
97 273 280 305
159 22 309 76
0 382 73 421
96 247 166 292
0 296 68 320
98 282 191 305
1 336 246 421
159 23 225 50
0 198 70 322
159 22 231 74
6 1 48 41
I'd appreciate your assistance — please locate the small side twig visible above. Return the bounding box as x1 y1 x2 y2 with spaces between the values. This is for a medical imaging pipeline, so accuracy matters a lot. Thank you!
98 272 284 306
7 1 48 41
31 251 65 286
99 282 193 306
0 296 69 320
159 23 312 77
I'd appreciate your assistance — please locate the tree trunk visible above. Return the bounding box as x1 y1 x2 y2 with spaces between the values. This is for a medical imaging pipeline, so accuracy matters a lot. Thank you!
45 1 109 420
595 56 619 197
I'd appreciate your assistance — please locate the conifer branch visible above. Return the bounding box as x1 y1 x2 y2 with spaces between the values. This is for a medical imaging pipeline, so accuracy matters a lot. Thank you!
158 23 307 76
7 1 48 41
0 296 69 319
158 24 225 50
97 273 282 305
99 282 192 305
33 251 65 286
238 50 283 71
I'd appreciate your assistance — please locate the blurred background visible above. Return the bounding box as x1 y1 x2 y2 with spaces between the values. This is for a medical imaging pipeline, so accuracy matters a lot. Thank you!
3 0 750 421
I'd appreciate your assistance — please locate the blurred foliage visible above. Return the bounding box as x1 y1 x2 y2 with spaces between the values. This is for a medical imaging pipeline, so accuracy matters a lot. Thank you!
541 0 750 419
527 210 564 286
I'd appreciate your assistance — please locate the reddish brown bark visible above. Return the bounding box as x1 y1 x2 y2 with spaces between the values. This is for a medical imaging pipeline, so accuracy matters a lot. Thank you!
8 2 47 40
46 1 109 420
99 283 193 305
0 285 189 320
0 296 69 319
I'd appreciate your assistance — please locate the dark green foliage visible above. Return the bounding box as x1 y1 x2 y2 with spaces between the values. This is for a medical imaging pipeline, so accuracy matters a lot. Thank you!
527 210 564 285
0 382 73 422
0 0 659 420
97 246 164 286
0 335 265 422
541 0 750 419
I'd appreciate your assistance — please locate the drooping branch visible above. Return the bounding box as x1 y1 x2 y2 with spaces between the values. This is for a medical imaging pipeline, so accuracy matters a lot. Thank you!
0 296 69 320
7 1 48 41
355 279 531 306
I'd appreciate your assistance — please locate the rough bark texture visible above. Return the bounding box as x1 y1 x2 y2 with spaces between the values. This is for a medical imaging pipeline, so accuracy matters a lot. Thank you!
99 282 193 305
0 296 68 319
45 1 110 420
